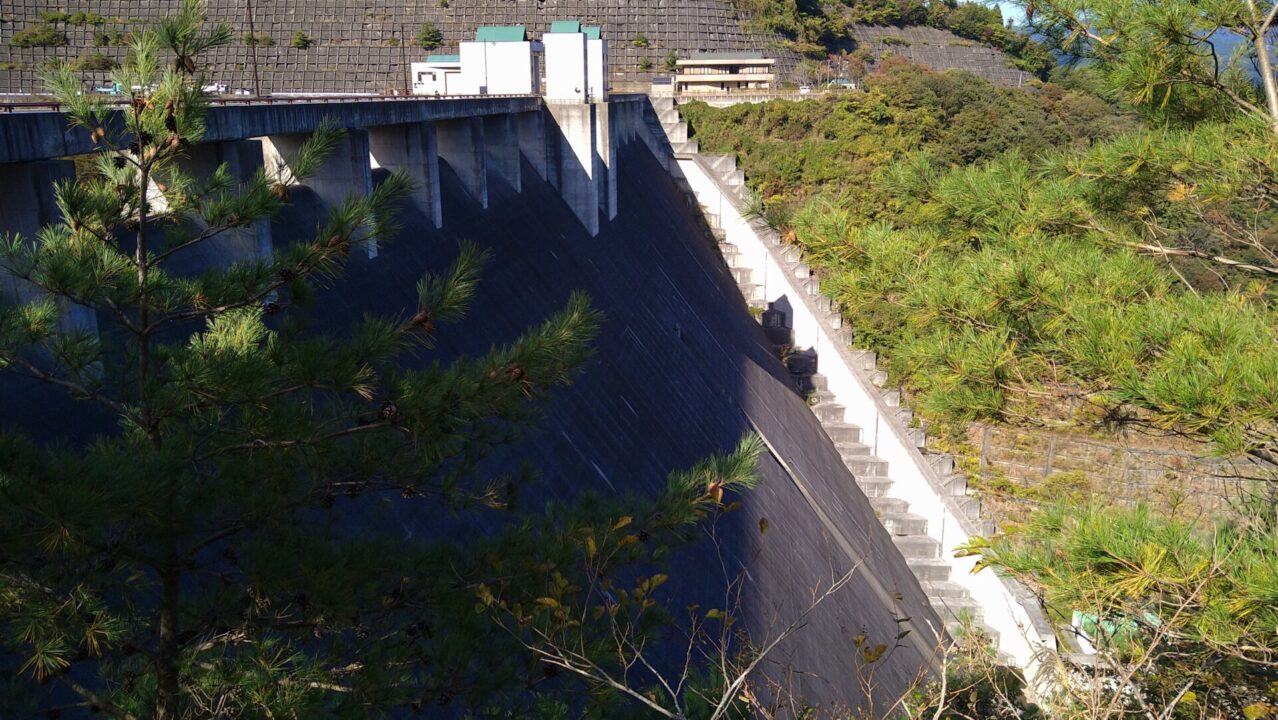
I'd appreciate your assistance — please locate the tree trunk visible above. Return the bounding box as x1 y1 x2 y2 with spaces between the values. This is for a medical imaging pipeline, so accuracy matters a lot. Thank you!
1247 0 1278 136
155 568 181 719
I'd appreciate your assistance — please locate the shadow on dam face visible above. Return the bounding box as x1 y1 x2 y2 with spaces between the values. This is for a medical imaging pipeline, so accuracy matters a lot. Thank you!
317 146 941 711
0 143 941 714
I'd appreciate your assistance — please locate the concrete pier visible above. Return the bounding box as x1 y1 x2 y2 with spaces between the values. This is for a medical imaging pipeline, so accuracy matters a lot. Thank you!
436 117 488 209
369 122 443 229
169 140 274 270
0 159 97 334
482 113 521 194
545 104 599 236
594 105 618 221
263 129 376 257
515 110 550 183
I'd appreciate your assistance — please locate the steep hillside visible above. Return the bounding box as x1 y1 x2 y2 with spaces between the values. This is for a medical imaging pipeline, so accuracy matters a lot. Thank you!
683 58 1278 522
0 0 800 94
0 0 1039 94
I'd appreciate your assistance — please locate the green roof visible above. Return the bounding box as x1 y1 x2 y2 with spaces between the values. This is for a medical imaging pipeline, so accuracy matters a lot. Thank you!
426 54 460 63
583 26 601 39
475 25 526 42
549 20 581 33
689 51 768 60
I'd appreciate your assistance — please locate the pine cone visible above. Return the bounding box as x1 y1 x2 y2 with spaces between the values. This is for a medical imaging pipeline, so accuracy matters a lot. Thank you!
380 400 399 422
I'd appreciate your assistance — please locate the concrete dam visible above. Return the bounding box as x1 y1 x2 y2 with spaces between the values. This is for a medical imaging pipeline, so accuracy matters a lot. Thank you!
0 91 1052 712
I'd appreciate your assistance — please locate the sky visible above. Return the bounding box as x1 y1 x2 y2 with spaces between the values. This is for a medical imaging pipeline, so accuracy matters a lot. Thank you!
994 1 1027 25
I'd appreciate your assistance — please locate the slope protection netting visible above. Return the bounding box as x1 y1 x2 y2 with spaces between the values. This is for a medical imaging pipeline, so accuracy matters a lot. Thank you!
1 0 799 94
847 25 1031 87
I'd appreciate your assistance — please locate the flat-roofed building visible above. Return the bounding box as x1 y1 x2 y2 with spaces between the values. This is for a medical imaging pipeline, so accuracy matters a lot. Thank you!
675 51 775 94
544 21 586 103
458 25 542 95
410 55 462 95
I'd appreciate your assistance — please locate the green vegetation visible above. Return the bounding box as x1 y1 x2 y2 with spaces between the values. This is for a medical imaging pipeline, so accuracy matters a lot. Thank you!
9 24 69 48
734 0 844 57
38 10 106 25
964 501 1278 718
692 0 1278 712
242 31 273 47
71 51 117 71
664 49 679 72
639 56 653 72
93 29 131 47
733 0 1054 75
632 31 650 48
290 30 312 49
688 5 1278 466
415 21 443 51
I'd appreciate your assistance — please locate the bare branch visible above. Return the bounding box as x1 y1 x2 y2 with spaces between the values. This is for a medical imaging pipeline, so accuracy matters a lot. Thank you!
1123 240 1278 278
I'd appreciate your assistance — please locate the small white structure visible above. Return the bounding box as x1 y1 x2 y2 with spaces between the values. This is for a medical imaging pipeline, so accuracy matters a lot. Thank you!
543 20 589 103
585 26 608 102
458 25 542 95
411 55 462 95
675 52 775 94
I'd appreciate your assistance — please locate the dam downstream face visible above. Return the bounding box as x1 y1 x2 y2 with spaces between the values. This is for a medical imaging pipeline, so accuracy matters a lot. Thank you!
0 141 940 713
297 145 941 709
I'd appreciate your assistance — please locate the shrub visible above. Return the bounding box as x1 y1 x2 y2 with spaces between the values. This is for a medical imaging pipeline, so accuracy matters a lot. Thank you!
10 24 68 48
290 31 312 49
94 29 130 46
881 35 910 46
639 56 653 71
632 32 649 48
68 11 106 25
664 50 678 72
39 10 105 25
416 22 442 50
242 32 273 47
73 52 117 71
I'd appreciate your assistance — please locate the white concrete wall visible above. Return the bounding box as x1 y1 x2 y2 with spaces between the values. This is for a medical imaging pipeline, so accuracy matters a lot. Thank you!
458 43 489 95
544 33 587 103
671 148 1057 697
587 39 608 102
457 42 537 96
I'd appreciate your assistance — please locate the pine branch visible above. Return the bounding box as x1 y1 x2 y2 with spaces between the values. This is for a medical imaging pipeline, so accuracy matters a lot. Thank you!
1123 240 1278 278
195 421 392 461
56 675 138 720
0 354 124 413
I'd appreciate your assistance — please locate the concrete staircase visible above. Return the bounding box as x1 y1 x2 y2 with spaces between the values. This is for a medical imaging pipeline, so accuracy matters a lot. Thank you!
653 97 1003 648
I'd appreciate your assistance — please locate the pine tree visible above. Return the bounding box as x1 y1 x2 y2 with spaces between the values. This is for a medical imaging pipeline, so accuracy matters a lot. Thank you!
1018 0 1278 133
0 3 764 717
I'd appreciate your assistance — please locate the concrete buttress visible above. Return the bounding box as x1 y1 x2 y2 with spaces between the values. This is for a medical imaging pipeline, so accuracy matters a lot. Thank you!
435 117 488 209
263 129 376 257
0 159 98 335
482 113 521 194
369 122 443 229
